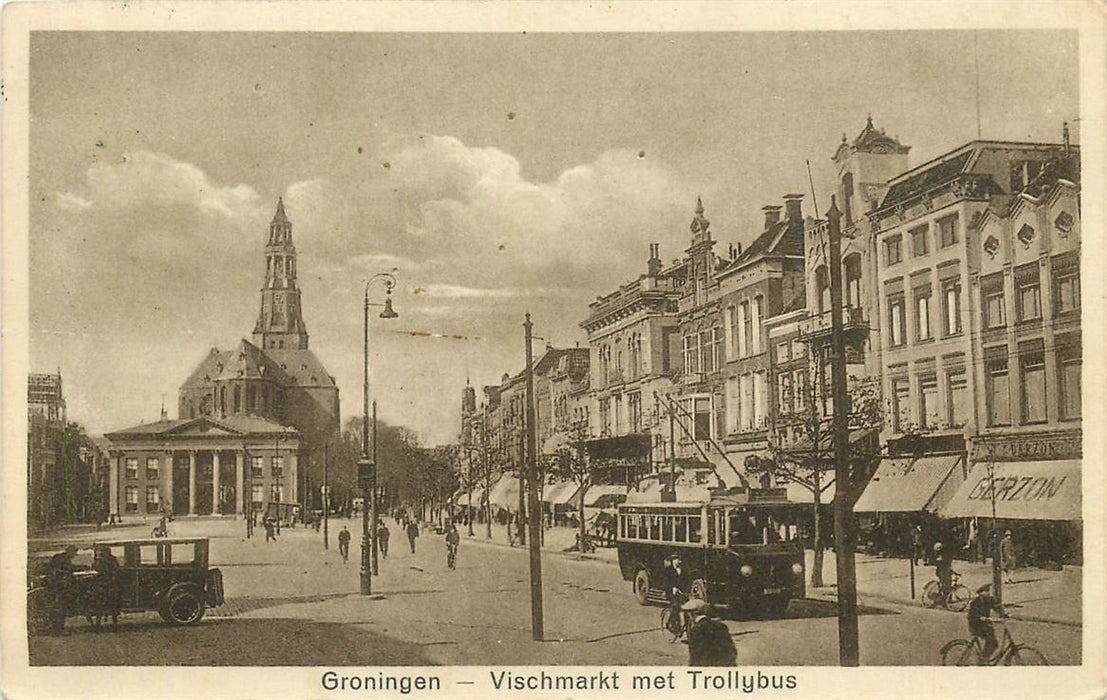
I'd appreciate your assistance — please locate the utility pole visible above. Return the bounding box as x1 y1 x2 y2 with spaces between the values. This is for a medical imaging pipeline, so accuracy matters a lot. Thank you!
523 313 545 640
827 196 860 666
323 442 329 550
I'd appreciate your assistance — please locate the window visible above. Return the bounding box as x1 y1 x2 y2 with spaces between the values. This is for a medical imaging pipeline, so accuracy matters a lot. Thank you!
911 225 929 257
914 286 932 342
125 457 138 480
693 397 711 440
699 330 714 373
892 376 912 432
792 370 806 413
146 457 159 480
751 297 763 355
251 484 264 506
775 341 791 364
270 484 284 502
1015 265 1041 321
983 235 1000 258
884 235 903 266
941 278 962 336
125 486 139 513
946 367 969 428
1054 211 1074 235
628 393 642 433
1017 223 1035 246
919 374 939 429
982 273 1006 330
888 294 906 347
1058 337 1081 421
251 456 264 478
938 214 959 248
985 352 1011 427
742 301 753 357
682 334 700 375
271 456 284 479
753 372 766 427
815 267 830 314
844 255 862 309
1010 160 1043 192
599 398 611 436
741 374 754 429
713 327 724 369
777 372 793 415
1053 257 1080 315
146 485 160 508
1020 344 1046 424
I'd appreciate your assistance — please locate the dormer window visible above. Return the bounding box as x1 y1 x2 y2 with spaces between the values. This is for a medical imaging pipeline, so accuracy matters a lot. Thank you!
1017 224 1035 246
1055 211 1074 236
983 235 1000 258
216 363 224 373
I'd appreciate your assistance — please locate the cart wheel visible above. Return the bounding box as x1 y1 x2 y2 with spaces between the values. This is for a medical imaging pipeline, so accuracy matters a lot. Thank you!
633 569 651 606
163 588 206 626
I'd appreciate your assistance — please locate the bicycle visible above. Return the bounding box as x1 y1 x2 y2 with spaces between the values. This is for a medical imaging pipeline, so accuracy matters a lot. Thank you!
660 603 690 643
940 617 1048 665
921 570 971 612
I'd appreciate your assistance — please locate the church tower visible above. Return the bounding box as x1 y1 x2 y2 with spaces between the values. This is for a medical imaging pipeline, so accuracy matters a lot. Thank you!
254 198 310 350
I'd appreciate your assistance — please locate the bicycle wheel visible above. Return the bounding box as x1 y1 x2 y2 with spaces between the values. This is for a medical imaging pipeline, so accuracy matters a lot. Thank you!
940 639 981 666
921 580 941 608
660 608 679 642
947 584 972 612
1005 644 1048 665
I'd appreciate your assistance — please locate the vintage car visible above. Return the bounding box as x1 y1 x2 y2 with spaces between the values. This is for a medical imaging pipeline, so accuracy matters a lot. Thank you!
28 537 224 631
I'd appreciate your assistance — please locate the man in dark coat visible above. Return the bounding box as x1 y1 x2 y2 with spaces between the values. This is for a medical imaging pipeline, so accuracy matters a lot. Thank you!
967 584 1003 662
684 599 737 666
664 554 692 636
93 545 122 628
337 526 351 563
406 520 420 554
46 546 78 634
377 522 390 559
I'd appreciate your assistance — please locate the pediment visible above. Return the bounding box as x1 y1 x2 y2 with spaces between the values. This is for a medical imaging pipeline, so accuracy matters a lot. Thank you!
162 417 244 437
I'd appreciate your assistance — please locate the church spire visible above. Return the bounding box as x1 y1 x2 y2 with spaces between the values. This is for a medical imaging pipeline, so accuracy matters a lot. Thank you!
254 198 310 350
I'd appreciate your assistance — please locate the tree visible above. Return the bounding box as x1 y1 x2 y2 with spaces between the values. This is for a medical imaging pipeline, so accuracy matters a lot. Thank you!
759 345 882 588
547 421 592 551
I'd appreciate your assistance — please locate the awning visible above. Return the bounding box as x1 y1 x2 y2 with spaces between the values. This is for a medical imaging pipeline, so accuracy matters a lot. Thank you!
488 473 521 508
781 478 836 505
624 482 714 503
582 484 628 507
940 460 1081 521
853 454 966 513
454 487 485 508
542 482 580 505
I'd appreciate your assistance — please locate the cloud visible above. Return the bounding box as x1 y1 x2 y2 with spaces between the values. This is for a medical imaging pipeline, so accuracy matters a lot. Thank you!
55 191 92 211
84 151 266 222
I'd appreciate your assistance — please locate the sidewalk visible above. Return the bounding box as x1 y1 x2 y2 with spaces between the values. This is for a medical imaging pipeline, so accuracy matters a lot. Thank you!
459 521 1081 627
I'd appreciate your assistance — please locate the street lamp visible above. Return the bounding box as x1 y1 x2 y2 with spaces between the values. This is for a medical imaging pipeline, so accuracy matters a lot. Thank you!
361 272 399 596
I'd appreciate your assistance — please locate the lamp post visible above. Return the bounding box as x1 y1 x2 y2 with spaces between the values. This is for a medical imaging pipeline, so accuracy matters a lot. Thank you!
360 272 399 596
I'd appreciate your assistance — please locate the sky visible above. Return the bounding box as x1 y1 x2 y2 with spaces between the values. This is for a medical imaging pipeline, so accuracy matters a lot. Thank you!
28 30 1078 446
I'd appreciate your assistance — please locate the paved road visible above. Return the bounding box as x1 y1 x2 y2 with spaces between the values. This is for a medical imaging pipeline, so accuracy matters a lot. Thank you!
27 518 1080 666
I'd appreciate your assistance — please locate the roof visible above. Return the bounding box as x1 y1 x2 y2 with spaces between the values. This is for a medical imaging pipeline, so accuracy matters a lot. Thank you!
1020 152 1080 200
881 148 974 209
106 414 297 439
180 339 289 389
264 348 337 387
271 197 289 225
833 116 911 162
719 217 803 276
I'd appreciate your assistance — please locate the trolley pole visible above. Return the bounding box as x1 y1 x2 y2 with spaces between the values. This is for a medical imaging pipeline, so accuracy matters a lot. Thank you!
523 313 545 640
827 196 860 666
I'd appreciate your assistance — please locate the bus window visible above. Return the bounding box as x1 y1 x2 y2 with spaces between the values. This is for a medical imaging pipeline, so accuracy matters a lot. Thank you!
625 515 638 539
729 512 763 545
649 516 660 541
706 513 715 544
687 517 701 543
675 517 687 542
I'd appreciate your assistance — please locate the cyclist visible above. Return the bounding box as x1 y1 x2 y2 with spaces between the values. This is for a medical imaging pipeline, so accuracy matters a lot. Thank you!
968 583 1004 663
664 554 692 637
445 522 460 569
933 542 953 603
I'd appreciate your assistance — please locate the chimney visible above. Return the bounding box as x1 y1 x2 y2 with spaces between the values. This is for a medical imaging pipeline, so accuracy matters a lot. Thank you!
762 205 782 229
784 194 804 232
647 243 662 276
1063 121 1071 155
735 242 743 257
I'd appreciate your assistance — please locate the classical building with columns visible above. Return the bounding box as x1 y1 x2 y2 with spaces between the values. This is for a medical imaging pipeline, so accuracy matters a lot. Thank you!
105 199 339 518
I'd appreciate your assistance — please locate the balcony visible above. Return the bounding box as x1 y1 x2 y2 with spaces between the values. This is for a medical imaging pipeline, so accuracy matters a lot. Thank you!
799 307 869 348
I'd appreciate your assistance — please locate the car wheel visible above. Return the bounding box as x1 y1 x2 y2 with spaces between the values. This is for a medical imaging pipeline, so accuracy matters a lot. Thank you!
163 588 206 626
633 569 651 606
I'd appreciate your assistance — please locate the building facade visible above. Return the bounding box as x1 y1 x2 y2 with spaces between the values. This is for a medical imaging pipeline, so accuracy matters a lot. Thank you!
106 200 339 518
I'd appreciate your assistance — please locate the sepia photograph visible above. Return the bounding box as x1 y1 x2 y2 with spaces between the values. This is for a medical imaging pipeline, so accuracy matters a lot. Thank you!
3 2 1105 699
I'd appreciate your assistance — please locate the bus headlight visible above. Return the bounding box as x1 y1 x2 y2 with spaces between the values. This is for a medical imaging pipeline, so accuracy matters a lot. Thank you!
791 563 804 575
739 564 753 577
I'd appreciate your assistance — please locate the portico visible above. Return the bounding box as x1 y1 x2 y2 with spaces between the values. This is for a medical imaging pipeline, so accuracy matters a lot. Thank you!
105 415 300 518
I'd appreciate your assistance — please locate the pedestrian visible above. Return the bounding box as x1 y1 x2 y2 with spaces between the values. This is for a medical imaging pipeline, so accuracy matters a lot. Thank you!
683 599 737 666
46 545 78 635
93 545 122 628
911 525 924 566
406 519 420 554
338 526 351 563
264 516 277 543
1001 530 1017 583
445 522 460 569
377 522 390 559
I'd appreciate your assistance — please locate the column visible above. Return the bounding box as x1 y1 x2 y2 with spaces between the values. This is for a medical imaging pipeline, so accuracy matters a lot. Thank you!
212 450 221 515
188 450 197 515
164 450 174 515
235 451 244 515
288 451 299 504
109 453 120 517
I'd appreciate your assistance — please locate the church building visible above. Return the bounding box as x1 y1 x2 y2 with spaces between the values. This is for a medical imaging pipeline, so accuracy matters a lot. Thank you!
105 200 340 518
